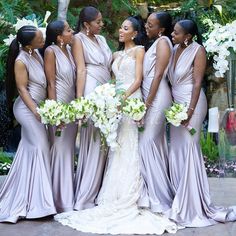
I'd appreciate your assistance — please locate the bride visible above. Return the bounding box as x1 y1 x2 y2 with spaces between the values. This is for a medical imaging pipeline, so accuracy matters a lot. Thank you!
54 17 178 235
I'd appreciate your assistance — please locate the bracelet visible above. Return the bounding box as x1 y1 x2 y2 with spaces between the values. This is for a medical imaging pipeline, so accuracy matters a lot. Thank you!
188 107 194 111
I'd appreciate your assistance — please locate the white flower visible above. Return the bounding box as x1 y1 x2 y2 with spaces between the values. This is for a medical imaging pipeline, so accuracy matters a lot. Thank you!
13 18 36 31
3 34 16 46
205 20 236 77
87 83 122 150
43 11 51 26
122 98 146 121
165 102 189 127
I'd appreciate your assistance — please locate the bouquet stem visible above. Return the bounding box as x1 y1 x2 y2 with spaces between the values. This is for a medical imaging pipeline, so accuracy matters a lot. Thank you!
186 125 196 135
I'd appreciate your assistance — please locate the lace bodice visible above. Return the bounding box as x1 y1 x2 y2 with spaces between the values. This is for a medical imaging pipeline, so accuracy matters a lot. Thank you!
112 46 143 98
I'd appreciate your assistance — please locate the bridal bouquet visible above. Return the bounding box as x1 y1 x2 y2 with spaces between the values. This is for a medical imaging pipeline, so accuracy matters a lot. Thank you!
86 83 122 150
37 99 66 136
204 20 236 78
165 102 196 135
122 98 146 131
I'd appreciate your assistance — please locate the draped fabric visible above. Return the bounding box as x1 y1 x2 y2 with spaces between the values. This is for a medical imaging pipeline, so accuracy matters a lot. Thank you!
0 50 56 223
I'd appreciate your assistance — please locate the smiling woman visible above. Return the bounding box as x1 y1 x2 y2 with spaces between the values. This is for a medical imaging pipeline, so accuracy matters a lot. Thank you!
71 6 113 211
54 15 178 235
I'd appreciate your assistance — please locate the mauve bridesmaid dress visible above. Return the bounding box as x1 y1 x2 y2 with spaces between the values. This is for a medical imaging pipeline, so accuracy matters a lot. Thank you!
47 45 77 213
168 41 236 227
0 50 56 223
74 32 112 210
138 36 175 213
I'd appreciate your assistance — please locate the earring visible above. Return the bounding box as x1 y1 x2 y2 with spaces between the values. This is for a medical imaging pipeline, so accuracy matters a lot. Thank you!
131 36 134 40
184 39 188 47
86 29 90 36
28 48 32 56
158 32 162 37
60 41 64 48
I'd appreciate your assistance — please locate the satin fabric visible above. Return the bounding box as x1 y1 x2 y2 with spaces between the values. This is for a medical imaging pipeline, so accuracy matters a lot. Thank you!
0 50 56 223
74 32 112 210
47 45 77 213
167 42 236 227
138 36 175 213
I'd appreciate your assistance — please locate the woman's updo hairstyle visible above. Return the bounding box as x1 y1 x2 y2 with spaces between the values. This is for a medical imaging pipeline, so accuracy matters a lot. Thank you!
76 6 100 33
177 19 202 45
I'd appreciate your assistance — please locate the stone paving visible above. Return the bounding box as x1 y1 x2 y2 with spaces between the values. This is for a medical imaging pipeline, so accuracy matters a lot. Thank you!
0 176 236 236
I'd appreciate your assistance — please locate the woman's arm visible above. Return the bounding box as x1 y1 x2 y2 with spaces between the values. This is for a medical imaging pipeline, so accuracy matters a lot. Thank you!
14 60 40 120
145 39 171 109
72 36 86 98
182 46 206 126
124 47 145 99
44 47 56 100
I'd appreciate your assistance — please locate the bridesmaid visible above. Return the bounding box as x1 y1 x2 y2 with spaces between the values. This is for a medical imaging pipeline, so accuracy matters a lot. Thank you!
138 12 175 213
168 19 236 227
42 20 77 213
0 26 56 223
73 6 112 210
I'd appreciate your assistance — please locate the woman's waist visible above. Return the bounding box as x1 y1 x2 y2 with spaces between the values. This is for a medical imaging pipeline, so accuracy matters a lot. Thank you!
86 64 111 83
142 77 170 97
28 91 46 104
173 88 206 104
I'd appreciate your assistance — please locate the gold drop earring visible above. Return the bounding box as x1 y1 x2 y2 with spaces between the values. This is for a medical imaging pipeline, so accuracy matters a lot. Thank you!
86 28 90 36
28 48 32 56
184 38 188 47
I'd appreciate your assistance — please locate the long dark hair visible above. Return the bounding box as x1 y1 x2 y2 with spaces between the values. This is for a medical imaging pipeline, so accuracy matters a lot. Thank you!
155 11 172 40
40 20 65 57
118 16 147 51
76 6 100 33
178 19 202 45
5 25 38 112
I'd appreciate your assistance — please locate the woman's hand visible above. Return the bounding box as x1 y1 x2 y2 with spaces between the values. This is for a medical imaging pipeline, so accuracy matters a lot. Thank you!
145 101 151 110
33 110 41 122
181 109 194 127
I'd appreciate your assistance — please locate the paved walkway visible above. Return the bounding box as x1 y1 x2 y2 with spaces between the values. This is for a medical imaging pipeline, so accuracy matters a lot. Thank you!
0 176 236 236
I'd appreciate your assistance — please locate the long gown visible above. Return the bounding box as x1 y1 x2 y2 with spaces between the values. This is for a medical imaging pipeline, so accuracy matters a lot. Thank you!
47 45 77 213
167 41 236 227
138 36 175 213
0 50 56 223
54 46 178 235
74 32 112 210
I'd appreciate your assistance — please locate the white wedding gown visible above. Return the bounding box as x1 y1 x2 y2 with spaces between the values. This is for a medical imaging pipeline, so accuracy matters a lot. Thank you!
54 46 178 234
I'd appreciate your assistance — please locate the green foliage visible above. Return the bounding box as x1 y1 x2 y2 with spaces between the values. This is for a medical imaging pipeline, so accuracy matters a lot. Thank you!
100 0 137 50
218 129 236 160
200 132 219 161
0 0 57 82
0 45 8 82
0 0 33 82
0 150 12 164
169 0 236 41
0 0 32 23
0 149 13 175
67 0 137 51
